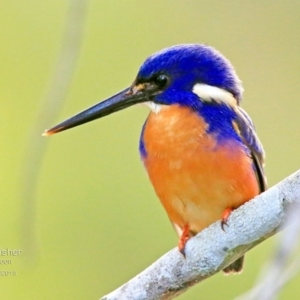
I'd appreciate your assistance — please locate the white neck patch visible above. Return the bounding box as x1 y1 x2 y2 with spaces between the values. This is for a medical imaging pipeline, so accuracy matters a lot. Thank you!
144 101 164 114
192 83 237 107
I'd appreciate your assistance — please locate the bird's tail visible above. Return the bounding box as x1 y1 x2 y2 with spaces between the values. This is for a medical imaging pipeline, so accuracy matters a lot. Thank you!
223 255 244 274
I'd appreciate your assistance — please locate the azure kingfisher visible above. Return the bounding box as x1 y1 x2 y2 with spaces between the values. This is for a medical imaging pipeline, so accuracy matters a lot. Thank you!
44 44 266 274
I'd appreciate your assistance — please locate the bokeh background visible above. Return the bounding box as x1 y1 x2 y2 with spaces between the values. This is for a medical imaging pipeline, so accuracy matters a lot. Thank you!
1 1 300 299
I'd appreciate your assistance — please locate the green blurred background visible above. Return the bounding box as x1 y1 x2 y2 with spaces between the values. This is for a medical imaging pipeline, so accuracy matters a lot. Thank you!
1 1 300 299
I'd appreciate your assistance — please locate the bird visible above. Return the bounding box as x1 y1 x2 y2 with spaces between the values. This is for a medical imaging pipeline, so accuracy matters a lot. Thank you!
43 44 266 274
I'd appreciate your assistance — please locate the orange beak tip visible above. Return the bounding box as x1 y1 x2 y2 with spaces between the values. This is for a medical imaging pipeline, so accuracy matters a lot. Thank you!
42 130 53 137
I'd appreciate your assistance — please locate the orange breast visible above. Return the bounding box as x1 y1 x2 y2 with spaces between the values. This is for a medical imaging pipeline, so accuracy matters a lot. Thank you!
142 105 259 234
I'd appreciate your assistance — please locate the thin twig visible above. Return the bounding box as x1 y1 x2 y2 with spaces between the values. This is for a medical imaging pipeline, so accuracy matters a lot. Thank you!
20 0 89 260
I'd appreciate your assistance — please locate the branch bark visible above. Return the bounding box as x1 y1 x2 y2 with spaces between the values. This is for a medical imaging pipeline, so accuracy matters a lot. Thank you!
101 170 300 300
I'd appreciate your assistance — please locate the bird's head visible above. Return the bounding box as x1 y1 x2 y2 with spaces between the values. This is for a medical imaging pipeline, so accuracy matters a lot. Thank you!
44 44 243 136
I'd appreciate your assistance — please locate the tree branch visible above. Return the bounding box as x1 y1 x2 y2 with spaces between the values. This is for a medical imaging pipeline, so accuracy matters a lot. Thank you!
236 186 300 300
101 170 300 300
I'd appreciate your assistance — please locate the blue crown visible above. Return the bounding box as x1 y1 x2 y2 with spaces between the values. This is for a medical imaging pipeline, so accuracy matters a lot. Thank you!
138 44 243 105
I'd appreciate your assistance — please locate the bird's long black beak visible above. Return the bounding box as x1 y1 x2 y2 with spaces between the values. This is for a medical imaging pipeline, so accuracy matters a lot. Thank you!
43 86 153 136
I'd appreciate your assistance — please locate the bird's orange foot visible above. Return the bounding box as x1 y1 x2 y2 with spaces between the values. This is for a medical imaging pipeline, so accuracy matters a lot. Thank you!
221 208 233 231
178 224 191 257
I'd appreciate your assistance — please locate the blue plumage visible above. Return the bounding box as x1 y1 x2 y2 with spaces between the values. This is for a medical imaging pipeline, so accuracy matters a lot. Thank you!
138 44 243 104
137 44 250 151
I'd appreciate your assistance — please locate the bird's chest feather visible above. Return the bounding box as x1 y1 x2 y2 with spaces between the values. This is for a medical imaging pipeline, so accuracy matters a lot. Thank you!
140 105 259 233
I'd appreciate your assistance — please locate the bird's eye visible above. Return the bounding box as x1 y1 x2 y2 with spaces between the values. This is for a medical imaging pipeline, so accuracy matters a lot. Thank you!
153 74 169 89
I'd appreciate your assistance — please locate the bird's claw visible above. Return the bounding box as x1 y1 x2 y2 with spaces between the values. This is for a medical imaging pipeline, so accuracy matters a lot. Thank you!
221 219 229 231
178 224 190 258
221 207 233 232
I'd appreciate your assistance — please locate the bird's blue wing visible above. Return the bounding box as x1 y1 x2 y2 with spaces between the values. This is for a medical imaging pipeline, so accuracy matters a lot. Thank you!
235 107 267 192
